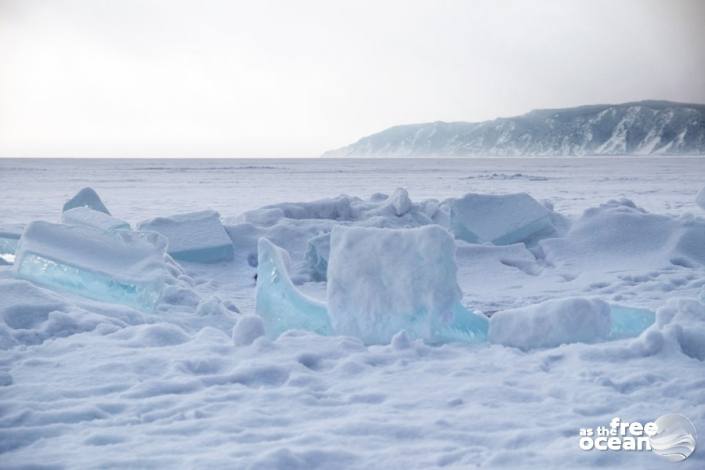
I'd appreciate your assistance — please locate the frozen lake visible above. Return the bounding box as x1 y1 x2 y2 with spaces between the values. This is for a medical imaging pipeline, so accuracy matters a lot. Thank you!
1 157 704 224
1 156 704 469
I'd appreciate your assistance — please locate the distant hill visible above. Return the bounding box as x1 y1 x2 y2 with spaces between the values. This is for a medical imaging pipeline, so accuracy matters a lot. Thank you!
323 100 705 157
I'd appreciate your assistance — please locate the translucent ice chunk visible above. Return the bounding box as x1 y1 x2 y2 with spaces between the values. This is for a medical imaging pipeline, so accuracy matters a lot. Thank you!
0 224 24 264
63 187 111 215
14 221 168 311
62 207 130 232
327 225 486 344
608 305 655 340
430 302 489 344
138 210 234 263
303 233 330 282
450 193 553 245
256 238 332 338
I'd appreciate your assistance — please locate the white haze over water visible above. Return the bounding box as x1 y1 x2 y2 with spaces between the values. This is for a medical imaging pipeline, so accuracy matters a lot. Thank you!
0 0 704 157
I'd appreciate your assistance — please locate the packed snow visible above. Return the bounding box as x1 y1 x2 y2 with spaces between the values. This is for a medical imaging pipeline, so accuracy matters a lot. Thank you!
0 157 704 469
327 225 487 344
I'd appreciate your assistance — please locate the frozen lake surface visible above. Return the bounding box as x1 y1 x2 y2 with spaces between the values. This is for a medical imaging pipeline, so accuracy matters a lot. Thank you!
1 157 703 223
1 157 704 469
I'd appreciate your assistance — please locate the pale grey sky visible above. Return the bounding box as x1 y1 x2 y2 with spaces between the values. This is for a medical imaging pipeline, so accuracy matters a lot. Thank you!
1 0 704 157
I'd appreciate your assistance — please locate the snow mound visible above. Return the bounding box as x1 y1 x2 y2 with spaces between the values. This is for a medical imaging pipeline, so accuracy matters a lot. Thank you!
62 207 130 232
449 192 553 245
627 298 705 361
237 190 435 229
327 225 487 344
232 314 265 346
0 279 135 348
14 221 168 311
62 187 110 215
256 238 332 338
138 210 234 263
489 297 612 350
541 198 705 270
230 190 436 282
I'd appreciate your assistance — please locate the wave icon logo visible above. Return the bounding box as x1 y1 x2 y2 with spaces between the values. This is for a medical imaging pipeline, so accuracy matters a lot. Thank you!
650 414 697 462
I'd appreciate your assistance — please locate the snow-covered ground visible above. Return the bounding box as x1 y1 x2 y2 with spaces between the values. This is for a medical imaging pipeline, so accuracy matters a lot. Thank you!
1 157 704 469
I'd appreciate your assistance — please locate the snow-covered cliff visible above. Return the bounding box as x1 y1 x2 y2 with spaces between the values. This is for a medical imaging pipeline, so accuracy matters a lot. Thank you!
324 101 705 157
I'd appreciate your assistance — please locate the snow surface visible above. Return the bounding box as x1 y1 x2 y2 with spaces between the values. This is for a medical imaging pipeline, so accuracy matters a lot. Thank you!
1 157 705 468
489 297 612 350
697 185 705 210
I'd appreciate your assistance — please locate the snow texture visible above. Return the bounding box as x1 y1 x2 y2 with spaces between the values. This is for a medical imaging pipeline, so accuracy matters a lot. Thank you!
449 192 553 245
62 187 111 214
489 297 612 350
232 314 265 346
138 210 234 263
14 221 168 311
327 225 482 344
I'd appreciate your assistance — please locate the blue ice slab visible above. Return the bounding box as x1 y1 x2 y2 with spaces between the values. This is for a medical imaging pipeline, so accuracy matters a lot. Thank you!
256 238 332 338
450 193 553 245
16 253 162 311
608 305 655 340
431 302 489 344
138 210 234 264
14 221 168 311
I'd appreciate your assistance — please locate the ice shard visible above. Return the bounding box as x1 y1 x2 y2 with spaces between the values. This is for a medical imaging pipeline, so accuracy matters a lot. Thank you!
255 238 332 338
63 187 111 215
138 210 234 263
608 305 655 340
62 207 130 232
14 221 168 311
450 193 553 245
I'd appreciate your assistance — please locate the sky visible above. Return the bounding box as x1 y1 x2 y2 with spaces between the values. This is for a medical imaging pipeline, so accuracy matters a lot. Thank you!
0 0 704 158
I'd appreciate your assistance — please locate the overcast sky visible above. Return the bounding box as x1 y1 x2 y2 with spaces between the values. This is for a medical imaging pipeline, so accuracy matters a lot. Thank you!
1 0 704 157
